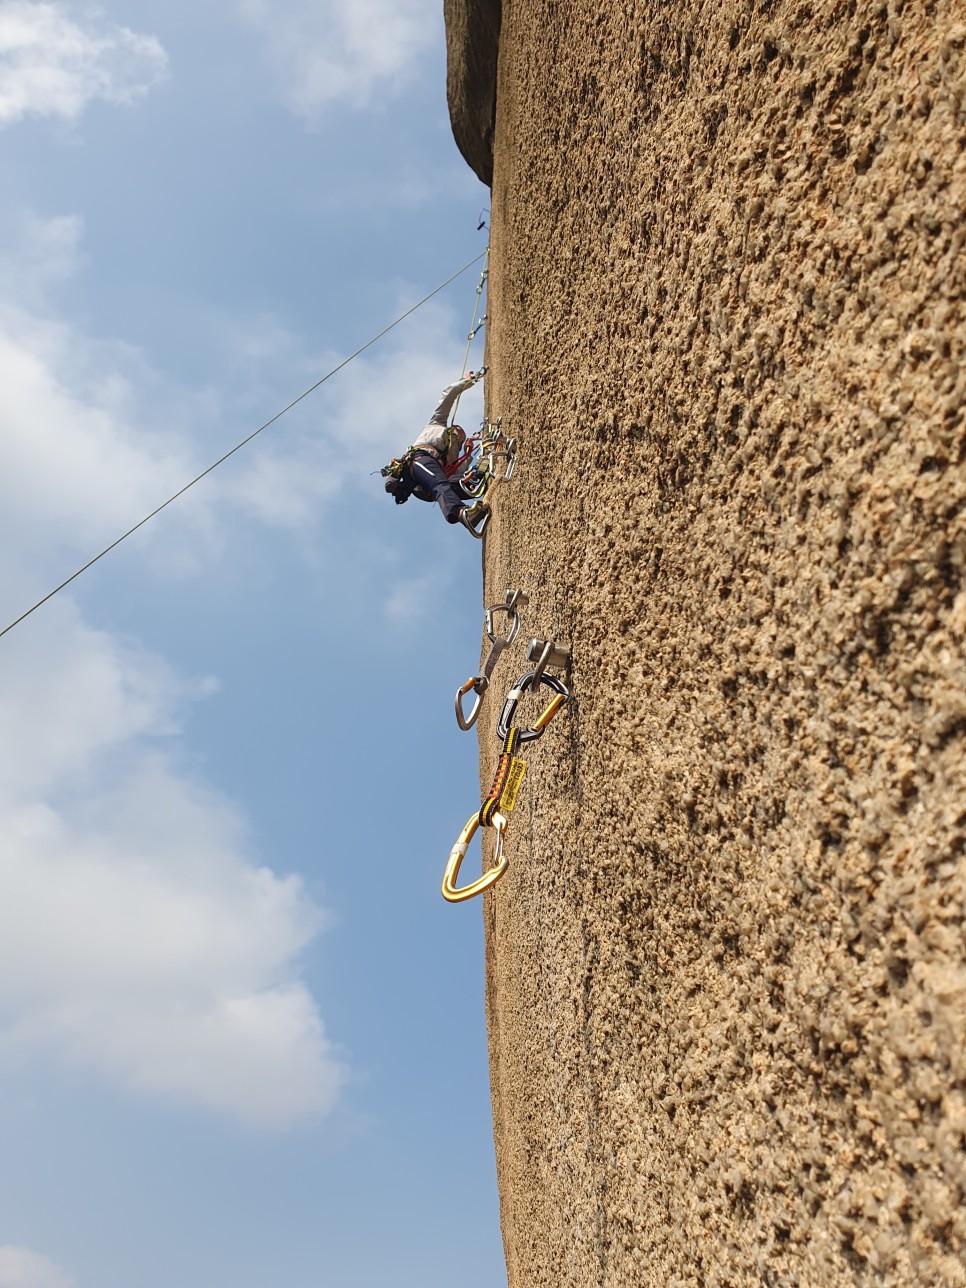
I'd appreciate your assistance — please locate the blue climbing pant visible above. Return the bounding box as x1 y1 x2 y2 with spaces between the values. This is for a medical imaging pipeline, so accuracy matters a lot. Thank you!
408 452 466 523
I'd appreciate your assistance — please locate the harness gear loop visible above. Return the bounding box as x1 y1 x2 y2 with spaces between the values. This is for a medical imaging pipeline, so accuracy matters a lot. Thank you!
496 668 570 746
454 588 529 729
441 812 508 903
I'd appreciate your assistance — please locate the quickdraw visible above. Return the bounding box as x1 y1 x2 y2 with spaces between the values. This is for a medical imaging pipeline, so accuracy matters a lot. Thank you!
441 811 508 903
455 589 528 730
479 727 527 826
442 662 571 903
458 417 517 500
441 727 527 903
496 667 570 745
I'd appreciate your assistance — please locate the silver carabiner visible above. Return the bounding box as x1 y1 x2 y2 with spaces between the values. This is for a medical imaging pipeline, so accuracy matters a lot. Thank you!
455 675 487 731
460 505 491 538
484 588 528 646
455 634 506 730
455 590 528 731
503 437 517 480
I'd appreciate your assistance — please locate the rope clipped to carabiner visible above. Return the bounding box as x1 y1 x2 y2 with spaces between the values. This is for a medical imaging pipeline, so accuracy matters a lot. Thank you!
454 589 528 730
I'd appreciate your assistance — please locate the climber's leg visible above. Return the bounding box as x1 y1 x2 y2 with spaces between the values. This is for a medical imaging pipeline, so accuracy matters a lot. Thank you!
409 453 467 523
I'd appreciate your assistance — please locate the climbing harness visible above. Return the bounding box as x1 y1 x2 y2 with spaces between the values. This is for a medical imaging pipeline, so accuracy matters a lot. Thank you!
455 589 529 730
496 664 570 745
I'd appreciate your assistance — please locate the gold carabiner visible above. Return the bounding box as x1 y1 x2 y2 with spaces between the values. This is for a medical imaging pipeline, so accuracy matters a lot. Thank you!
441 812 509 903
533 692 567 731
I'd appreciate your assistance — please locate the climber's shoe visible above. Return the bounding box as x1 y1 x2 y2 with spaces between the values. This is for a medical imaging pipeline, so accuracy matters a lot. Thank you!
460 499 490 538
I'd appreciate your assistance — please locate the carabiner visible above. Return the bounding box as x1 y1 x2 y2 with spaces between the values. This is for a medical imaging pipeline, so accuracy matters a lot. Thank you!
496 668 569 745
502 437 517 481
441 812 509 902
460 505 491 538
454 590 528 731
455 674 487 731
484 588 528 647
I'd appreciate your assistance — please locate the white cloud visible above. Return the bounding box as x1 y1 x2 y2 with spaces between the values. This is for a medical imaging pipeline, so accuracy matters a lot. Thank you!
0 312 192 552
0 595 345 1128
0 220 347 1128
0 1247 74 1288
0 210 84 301
0 215 483 1126
239 0 439 118
0 1 168 127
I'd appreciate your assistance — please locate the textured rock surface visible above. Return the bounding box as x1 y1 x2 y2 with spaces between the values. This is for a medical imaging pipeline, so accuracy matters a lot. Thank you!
443 0 501 186
462 0 966 1283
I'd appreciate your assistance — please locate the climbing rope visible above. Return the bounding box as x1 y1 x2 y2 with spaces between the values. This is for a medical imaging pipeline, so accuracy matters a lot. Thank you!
450 245 489 425
0 251 488 645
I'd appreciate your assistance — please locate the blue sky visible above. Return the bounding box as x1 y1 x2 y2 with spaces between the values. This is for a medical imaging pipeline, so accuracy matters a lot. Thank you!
0 3 504 1285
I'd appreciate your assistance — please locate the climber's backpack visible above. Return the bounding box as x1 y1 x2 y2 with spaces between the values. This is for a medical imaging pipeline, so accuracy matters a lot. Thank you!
381 455 411 504
381 451 434 505
381 448 453 507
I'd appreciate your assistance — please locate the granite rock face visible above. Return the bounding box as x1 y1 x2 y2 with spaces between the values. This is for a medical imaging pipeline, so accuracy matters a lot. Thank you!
443 0 501 186
452 0 966 1283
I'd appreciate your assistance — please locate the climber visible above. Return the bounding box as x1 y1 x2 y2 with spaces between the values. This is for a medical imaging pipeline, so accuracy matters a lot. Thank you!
384 372 489 535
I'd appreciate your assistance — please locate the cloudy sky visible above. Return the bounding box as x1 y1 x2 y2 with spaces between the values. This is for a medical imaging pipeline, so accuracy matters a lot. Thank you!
0 2 503 1284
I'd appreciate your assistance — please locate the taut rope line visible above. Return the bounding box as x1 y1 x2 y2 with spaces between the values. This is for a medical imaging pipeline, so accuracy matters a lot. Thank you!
0 251 487 644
